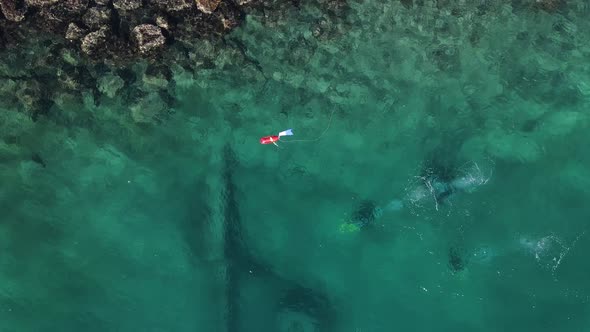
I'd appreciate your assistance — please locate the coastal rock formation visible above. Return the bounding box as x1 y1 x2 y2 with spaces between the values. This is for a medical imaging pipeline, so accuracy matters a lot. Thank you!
81 27 109 55
34 0 89 33
0 0 27 22
25 0 58 7
60 0 89 15
196 0 221 13
0 0 262 62
132 24 166 55
0 0 353 126
155 0 193 12
65 23 86 41
98 73 125 98
82 6 112 30
113 0 142 11
155 16 170 31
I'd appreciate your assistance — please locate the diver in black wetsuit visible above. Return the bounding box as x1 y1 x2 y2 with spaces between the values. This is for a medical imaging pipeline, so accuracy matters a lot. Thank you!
347 161 490 228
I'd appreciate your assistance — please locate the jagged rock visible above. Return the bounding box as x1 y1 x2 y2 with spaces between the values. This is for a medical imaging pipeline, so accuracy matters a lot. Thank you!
97 73 125 98
16 80 42 115
130 92 167 123
195 0 220 13
156 16 169 30
222 17 238 30
37 0 88 27
25 0 58 7
82 6 112 30
142 72 169 89
154 0 192 12
65 22 86 40
113 0 141 11
132 24 165 55
215 1 240 30
95 0 110 4
81 26 109 55
61 49 81 65
62 0 89 14
0 0 27 22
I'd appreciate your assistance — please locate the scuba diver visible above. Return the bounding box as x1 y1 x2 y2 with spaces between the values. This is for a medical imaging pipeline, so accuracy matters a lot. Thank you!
341 161 491 232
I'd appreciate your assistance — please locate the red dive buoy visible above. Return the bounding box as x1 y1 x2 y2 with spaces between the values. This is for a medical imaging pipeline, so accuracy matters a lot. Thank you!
259 135 281 145
259 129 293 146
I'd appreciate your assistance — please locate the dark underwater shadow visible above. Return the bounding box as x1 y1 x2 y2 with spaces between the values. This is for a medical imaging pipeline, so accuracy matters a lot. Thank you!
180 144 338 332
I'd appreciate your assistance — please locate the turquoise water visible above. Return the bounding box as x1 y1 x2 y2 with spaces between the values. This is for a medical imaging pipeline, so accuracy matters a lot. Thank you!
2 0 590 331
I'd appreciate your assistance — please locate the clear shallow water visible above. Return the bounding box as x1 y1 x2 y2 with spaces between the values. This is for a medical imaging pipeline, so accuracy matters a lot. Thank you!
2 0 590 331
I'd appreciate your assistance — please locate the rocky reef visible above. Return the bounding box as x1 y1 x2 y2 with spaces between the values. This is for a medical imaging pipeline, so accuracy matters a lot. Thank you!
0 0 243 59
0 1 203 124
0 0 348 127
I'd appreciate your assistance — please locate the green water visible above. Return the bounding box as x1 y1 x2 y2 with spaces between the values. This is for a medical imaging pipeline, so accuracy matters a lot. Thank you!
2 0 590 331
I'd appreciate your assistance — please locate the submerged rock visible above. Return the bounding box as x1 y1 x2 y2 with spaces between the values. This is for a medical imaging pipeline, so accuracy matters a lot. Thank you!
0 0 307 126
195 0 221 13
130 92 167 123
155 16 170 31
81 27 109 55
35 0 89 27
132 24 166 55
25 0 58 7
97 73 125 98
0 0 27 22
113 0 142 11
82 6 112 30
154 0 193 12
65 22 86 41
142 71 169 89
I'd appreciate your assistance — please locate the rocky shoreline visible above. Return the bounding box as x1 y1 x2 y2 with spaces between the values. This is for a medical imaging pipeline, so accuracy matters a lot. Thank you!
0 0 262 124
0 0 244 59
0 0 349 125
0 0 566 126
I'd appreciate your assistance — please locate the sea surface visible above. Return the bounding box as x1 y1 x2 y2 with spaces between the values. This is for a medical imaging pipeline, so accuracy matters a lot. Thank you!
1 0 590 331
